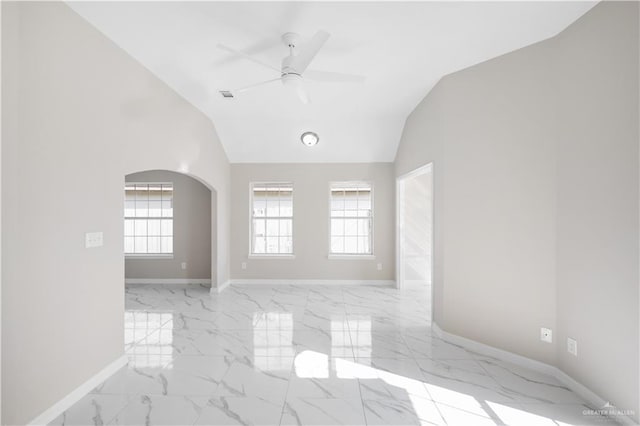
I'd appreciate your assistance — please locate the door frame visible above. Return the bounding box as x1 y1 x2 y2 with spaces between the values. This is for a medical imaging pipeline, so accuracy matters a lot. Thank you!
396 163 434 295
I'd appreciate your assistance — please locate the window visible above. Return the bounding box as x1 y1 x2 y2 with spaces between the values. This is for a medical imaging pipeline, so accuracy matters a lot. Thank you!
251 182 293 255
124 183 173 255
330 182 373 255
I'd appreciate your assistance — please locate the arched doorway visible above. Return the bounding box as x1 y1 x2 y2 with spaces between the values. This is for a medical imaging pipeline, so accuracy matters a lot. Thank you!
123 170 217 287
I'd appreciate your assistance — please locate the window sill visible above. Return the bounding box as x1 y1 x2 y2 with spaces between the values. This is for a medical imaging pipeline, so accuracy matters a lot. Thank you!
327 254 375 260
248 254 296 259
125 254 174 260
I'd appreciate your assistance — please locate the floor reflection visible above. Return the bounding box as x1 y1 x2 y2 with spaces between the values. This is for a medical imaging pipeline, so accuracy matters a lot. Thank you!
125 310 173 368
253 311 294 370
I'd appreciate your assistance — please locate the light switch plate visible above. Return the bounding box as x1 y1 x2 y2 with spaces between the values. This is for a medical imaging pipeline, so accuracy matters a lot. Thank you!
567 337 578 356
85 232 103 248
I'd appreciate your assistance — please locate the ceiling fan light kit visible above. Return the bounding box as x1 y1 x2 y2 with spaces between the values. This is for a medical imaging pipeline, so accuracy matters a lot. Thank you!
301 131 319 147
218 30 365 104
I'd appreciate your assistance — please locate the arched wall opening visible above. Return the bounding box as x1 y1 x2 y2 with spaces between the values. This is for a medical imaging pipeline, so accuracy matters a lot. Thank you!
123 169 217 286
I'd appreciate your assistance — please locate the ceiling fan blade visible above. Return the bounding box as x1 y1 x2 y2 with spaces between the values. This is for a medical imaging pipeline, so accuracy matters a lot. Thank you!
305 70 365 83
217 43 281 73
290 30 330 74
233 77 282 95
296 83 311 104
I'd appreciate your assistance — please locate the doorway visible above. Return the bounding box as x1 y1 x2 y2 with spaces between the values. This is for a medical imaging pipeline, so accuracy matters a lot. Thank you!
397 164 433 318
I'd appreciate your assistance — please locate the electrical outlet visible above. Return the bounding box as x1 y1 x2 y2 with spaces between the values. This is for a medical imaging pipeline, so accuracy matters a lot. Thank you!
377 263 383 271
567 337 578 356
540 327 553 343
241 262 247 270
181 262 187 270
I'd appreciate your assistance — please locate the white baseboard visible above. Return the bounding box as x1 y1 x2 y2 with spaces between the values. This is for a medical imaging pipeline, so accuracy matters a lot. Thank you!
28 354 128 425
227 279 395 286
125 278 211 285
214 280 232 294
432 322 637 426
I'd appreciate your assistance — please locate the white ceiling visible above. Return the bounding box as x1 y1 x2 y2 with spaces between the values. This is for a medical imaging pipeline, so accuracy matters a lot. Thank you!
68 1 596 163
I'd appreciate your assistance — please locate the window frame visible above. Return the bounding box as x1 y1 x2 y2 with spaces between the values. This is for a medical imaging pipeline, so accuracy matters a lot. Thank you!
328 181 375 258
124 181 174 259
249 181 295 258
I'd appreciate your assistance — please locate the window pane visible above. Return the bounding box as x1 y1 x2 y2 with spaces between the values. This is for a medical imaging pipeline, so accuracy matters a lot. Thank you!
124 219 134 236
125 201 136 217
331 191 345 211
266 237 279 254
358 197 371 213
345 219 358 236
134 219 147 236
279 199 293 217
149 201 162 217
148 220 161 236
357 236 370 254
148 184 162 201
162 201 173 217
135 199 148 217
344 192 358 211
331 237 344 253
344 237 357 253
253 198 266 217
266 219 279 236
280 219 292 236
253 237 266 253
161 184 172 195
279 237 292 254
266 197 279 217
253 219 265 237
134 237 147 253
161 220 173 236
331 219 344 236
147 237 161 253
357 219 371 236
124 237 135 253
161 237 172 253
135 185 149 197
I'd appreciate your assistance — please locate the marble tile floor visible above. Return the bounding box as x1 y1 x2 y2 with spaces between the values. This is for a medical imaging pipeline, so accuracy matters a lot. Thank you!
50 284 617 426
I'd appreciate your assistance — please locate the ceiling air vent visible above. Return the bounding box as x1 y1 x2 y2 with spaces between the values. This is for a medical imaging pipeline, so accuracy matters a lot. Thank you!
219 91 234 98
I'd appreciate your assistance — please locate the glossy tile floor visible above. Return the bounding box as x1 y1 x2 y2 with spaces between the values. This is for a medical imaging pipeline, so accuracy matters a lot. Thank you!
51 284 615 425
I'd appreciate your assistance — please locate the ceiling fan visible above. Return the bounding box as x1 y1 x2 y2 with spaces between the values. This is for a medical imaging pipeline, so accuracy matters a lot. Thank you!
218 30 365 104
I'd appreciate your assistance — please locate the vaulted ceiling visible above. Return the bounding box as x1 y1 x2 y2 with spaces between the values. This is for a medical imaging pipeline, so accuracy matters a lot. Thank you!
68 1 596 163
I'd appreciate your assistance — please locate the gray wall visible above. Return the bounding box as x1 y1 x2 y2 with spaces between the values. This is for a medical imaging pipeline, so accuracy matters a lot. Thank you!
395 0 638 417
1 2 230 424
553 2 639 417
125 170 212 280
230 163 395 281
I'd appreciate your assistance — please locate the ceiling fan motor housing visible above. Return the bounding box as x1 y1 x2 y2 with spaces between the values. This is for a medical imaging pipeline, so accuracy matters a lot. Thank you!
281 55 299 76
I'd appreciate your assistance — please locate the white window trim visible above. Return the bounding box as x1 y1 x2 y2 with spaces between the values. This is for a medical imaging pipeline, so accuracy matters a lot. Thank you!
328 181 374 256
249 181 295 256
124 181 174 257
327 254 375 260
125 254 174 260
248 254 296 260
